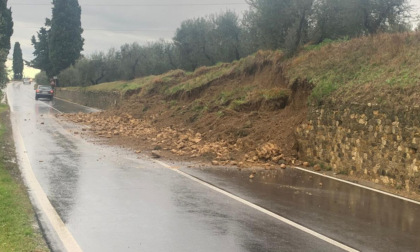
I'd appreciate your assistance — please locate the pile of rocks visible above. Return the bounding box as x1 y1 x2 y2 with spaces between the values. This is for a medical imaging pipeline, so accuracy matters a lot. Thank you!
66 113 158 139
245 143 285 163
59 112 298 169
60 112 235 162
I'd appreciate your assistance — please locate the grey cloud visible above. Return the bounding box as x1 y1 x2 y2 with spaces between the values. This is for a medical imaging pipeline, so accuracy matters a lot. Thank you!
10 0 419 61
10 0 249 60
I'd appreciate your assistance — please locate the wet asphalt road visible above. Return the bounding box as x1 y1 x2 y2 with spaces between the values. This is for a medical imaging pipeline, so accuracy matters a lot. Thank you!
6 82 420 251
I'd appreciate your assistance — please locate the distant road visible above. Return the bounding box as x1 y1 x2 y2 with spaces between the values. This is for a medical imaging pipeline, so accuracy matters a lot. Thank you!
6 82 420 251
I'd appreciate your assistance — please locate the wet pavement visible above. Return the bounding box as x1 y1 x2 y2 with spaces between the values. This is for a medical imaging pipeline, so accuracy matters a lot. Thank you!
6 82 420 251
181 166 420 251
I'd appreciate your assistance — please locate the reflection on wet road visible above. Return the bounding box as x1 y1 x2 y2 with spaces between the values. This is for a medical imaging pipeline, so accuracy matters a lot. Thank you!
6 82 420 251
181 166 420 251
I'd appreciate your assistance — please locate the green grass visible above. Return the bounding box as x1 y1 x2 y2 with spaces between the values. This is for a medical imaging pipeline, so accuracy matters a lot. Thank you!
84 76 153 92
260 88 290 100
217 91 235 105
166 65 233 95
286 32 420 105
58 32 420 111
72 69 185 96
304 37 349 51
217 87 251 105
319 162 333 171
229 98 247 110
0 104 48 252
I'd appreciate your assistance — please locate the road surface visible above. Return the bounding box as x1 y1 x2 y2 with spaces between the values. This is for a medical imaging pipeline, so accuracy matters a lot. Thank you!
6 82 420 251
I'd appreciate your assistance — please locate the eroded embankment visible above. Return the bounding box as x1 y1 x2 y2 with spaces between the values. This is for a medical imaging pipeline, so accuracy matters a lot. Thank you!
57 33 420 195
58 51 310 169
297 100 420 193
292 33 420 193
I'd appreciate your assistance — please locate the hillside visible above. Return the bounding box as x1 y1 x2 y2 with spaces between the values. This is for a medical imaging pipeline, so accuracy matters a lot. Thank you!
286 33 420 107
61 51 306 167
60 32 420 171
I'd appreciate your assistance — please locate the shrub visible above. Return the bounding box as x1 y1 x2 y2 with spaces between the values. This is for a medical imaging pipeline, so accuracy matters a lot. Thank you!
34 71 49 86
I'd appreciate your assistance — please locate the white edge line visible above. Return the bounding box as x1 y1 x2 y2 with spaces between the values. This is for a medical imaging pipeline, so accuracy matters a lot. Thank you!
11 112 83 251
53 96 102 112
154 160 358 252
38 100 64 114
22 83 416 248
53 93 419 207
292 166 420 206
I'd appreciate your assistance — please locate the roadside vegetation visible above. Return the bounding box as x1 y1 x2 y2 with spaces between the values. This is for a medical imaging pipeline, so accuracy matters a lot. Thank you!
0 4 47 249
0 0 14 97
12 42 23 81
65 31 420 110
33 0 415 88
286 32 420 105
58 30 420 203
64 50 289 107
0 104 48 252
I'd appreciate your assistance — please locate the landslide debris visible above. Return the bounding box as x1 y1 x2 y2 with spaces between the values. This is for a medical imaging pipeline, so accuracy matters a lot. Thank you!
58 50 310 168
60 111 303 168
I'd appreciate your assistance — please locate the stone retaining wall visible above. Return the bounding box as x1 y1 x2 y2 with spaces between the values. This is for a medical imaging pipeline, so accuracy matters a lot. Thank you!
55 88 123 110
296 103 420 192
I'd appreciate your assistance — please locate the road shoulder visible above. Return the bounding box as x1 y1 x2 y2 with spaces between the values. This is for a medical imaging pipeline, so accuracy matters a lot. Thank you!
0 103 49 252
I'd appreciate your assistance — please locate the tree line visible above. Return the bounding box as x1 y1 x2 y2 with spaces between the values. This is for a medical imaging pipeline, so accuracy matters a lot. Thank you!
1 1 23 83
33 0 413 87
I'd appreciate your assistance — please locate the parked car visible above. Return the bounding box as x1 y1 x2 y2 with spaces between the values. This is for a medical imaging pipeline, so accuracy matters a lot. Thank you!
35 85 54 101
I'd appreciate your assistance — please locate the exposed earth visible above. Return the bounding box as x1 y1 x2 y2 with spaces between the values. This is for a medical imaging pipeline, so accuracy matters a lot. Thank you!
59 106 420 203
58 105 307 170
58 51 312 171
56 35 420 201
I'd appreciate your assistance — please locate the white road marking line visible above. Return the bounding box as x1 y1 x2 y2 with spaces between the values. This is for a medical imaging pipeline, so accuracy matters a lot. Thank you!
292 166 420 205
154 160 358 252
11 116 83 252
50 93 420 207
54 96 102 112
15 82 415 249
37 100 64 114
155 160 172 168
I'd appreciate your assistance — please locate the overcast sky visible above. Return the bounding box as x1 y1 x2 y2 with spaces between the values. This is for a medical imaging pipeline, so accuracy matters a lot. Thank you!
7 0 420 61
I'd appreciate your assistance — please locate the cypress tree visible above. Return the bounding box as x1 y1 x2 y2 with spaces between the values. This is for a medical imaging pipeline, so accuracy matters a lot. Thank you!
31 25 54 77
0 0 13 51
49 0 84 76
0 0 13 86
12 42 23 80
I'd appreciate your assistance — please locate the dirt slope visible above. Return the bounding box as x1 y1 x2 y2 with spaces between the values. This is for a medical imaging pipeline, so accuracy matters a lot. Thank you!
57 32 420 200
60 32 420 169
60 51 311 168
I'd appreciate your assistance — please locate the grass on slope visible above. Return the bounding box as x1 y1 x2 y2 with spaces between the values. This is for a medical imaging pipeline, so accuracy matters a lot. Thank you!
67 70 186 94
85 76 156 92
286 32 420 105
0 104 48 252
165 64 233 95
75 50 286 99
63 32 420 109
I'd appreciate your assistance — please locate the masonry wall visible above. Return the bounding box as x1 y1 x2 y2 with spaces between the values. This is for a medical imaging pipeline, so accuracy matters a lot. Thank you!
296 102 420 192
55 88 123 110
